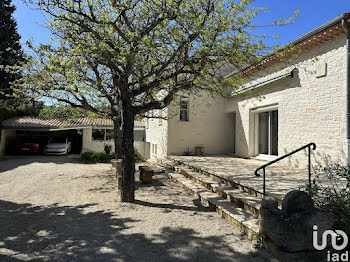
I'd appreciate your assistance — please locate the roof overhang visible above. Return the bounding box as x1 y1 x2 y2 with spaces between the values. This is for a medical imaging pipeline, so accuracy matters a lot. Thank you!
229 68 295 96
5 127 91 131
238 12 350 76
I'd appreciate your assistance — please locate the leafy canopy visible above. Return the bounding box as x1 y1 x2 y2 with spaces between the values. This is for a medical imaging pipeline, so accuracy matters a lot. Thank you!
22 0 288 114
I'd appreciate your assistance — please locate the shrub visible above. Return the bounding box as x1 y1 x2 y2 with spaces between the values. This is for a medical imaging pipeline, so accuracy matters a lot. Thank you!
81 152 94 162
91 152 110 163
81 148 145 163
134 148 146 163
104 144 112 155
307 164 350 237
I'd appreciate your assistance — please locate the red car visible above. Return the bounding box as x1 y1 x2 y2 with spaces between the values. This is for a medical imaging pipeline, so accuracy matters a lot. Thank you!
16 138 40 154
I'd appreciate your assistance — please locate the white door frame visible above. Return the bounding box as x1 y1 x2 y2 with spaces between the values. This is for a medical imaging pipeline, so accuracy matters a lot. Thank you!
252 104 278 157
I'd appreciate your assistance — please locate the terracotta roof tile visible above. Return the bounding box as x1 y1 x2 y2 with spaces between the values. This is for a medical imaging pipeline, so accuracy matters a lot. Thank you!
1 117 145 129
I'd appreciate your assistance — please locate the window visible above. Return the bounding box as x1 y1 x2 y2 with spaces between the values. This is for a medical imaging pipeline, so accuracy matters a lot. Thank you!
152 143 157 156
180 99 189 121
92 128 114 141
92 129 105 141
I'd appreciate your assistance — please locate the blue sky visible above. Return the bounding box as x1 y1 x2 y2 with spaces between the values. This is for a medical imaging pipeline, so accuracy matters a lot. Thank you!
12 0 350 52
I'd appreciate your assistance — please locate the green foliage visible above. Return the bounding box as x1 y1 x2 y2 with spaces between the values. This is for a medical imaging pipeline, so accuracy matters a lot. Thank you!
91 152 110 163
81 151 94 162
19 0 298 114
134 148 146 163
81 148 146 163
307 164 350 237
0 0 41 124
253 233 265 250
104 144 112 155
0 0 25 100
0 99 43 124
39 105 100 118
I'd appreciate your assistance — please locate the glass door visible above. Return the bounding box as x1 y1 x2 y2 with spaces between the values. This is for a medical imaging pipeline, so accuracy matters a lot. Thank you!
258 110 278 156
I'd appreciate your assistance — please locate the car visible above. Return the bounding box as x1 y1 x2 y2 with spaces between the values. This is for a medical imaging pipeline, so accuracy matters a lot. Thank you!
43 137 72 155
16 138 40 154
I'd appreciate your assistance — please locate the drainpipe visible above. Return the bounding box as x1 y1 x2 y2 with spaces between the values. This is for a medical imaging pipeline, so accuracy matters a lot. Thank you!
342 14 350 164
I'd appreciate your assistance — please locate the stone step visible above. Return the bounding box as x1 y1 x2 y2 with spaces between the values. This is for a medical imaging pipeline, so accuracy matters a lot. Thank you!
167 156 283 205
165 171 259 239
159 158 262 216
177 166 261 216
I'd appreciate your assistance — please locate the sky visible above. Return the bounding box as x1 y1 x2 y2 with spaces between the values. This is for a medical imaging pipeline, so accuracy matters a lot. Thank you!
12 0 350 52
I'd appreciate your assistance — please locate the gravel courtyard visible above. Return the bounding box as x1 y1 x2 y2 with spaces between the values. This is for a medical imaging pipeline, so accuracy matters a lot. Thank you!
0 156 272 262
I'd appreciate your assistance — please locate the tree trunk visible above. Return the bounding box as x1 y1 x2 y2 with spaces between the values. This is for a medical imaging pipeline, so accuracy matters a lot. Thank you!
120 101 135 202
112 115 122 159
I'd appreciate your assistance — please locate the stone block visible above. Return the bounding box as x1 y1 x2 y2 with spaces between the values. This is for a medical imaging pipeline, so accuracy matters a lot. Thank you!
139 166 154 184
259 190 334 261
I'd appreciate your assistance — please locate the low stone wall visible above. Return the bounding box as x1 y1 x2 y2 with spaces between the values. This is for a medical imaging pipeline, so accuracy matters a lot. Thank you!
259 190 334 262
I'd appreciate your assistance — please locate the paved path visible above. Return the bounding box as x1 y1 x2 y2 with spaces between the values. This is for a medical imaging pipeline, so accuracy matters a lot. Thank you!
169 155 310 200
0 155 271 262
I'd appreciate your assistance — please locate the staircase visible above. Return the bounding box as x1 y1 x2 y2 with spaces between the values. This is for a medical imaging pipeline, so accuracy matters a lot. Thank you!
155 157 282 240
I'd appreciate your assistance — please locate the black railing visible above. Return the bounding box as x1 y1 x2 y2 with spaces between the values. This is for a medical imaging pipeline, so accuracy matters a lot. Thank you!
254 142 316 196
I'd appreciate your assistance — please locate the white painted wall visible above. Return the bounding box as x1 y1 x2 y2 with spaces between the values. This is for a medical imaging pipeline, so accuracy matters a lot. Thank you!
82 127 150 159
225 34 347 168
81 127 114 153
167 91 235 155
145 108 168 159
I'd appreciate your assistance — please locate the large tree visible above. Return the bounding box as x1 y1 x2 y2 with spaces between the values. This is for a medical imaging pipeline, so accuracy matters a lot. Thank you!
22 0 294 202
0 0 24 100
0 0 44 125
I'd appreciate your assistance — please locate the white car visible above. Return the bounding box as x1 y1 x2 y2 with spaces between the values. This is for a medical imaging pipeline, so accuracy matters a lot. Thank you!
43 137 72 155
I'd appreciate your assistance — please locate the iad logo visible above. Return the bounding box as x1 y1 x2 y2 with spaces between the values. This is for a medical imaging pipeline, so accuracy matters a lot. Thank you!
313 225 348 261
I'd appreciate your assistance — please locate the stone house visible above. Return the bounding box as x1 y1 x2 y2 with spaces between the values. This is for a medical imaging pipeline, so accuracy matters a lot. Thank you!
146 12 350 168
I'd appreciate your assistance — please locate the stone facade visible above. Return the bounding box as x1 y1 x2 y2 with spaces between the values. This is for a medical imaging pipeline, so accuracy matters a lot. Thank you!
225 34 347 168
167 91 235 156
157 33 347 168
144 108 168 158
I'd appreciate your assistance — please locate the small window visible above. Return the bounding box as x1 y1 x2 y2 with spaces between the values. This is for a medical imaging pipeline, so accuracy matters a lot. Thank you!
180 99 189 121
152 143 157 156
92 129 105 141
105 129 114 140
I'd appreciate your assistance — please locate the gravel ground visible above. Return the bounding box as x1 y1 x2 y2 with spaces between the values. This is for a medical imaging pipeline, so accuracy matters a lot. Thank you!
0 155 273 262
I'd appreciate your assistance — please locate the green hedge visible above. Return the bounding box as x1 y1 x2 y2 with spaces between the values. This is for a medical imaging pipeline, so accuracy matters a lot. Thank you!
81 148 146 163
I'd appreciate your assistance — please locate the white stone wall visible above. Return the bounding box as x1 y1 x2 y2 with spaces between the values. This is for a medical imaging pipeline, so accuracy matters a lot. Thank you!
145 108 168 158
81 127 114 153
167 91 235 155
225 34 347 168
82 127 150 159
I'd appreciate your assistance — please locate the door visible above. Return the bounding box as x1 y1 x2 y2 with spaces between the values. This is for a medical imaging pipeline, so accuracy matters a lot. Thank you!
258 110 278 156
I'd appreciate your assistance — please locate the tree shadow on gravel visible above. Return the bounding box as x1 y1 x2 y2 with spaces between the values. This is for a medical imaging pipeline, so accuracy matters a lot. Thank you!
0 155 82 173
0 200 267 262
134 199 211 213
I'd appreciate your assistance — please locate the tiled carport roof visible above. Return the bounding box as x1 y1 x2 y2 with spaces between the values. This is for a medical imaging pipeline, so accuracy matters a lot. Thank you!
1 117 145 130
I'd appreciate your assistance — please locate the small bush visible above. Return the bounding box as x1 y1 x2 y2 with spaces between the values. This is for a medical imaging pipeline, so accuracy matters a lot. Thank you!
81 148 145 163
91 152 110 163
81 152 94 162
134 148 146 163
104 144 112 155
307 163 350 237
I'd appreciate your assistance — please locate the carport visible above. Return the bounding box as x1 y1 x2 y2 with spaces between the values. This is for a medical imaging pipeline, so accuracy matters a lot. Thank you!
0 117 89 155
0 117 146 157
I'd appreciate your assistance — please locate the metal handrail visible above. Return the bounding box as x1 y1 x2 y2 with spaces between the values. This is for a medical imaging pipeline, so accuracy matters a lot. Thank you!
254 142 316 196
